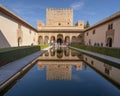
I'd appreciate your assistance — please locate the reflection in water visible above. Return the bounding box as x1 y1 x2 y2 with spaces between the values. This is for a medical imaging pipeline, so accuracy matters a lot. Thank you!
37 61 82 80
37 47 82 80
38 47 120 87
83 54 120 87
46 64 71 80
37 47 83 60
3 47 120 96
57 47 63 58
104 63 112 75
50 48 55 56
64 47 70 56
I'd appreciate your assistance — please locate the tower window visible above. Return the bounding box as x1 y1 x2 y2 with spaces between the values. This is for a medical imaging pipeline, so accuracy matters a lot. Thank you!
58 23 61 26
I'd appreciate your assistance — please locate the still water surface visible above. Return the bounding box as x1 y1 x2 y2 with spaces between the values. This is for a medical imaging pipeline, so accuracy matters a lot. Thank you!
5 47 120 96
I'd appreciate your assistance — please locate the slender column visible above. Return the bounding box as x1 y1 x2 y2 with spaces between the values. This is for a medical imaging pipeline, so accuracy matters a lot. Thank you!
55 34 57 43
70 35 72 44
63 33 65 44
43 35 44 44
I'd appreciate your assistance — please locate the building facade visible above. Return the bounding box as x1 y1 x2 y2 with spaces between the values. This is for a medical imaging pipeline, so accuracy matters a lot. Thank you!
83 54 120 85
0 5 38 48
46 8 73 26
37 47 83 80
0 5 120 48
37 8 84 46
84 12 120 48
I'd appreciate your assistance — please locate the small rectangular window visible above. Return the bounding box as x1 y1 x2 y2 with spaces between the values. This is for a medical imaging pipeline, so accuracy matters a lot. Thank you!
108 23 113 30
108 24 110 30
86 32 88 36
110 23 113 29
93 30 95 34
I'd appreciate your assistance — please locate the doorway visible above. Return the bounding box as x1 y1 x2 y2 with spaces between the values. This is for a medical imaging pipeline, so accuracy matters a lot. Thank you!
57 38 63 45
107 38 112 47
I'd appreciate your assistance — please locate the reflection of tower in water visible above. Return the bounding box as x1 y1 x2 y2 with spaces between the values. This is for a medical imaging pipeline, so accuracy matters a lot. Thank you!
46 64 72 80
37 48 83 80
37 62 83 80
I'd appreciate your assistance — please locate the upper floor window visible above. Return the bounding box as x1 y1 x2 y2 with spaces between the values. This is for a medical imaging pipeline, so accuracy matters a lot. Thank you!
93 30 95 35
108 23 113 30
86 32 88 36
80 24 82 26
110 23 113 29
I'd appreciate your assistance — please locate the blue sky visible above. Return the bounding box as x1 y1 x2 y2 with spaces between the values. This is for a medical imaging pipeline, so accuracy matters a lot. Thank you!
0 0 120 28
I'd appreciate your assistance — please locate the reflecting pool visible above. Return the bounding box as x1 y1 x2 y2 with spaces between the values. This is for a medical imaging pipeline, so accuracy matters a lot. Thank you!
3 47 120 96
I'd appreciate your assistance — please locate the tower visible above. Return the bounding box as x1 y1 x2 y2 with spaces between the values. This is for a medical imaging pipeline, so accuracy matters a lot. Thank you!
46 8 73 26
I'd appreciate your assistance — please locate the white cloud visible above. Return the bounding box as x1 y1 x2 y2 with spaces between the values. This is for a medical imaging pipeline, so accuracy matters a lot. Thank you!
70 1 84 11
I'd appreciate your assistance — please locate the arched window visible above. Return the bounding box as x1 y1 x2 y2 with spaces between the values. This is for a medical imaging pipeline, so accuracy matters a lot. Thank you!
38 36 43 44
45 36 49 44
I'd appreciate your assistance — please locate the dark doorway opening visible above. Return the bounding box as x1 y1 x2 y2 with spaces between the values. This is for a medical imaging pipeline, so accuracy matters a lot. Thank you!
57 38 63 45
107 38 112 47
18 37 22 47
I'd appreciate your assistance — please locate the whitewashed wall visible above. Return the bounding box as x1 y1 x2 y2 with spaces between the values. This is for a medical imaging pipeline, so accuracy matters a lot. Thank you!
84 18 120 48
0 14 38 48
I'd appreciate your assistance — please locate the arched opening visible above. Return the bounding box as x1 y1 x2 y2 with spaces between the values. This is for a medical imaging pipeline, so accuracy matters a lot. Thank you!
50 48 55 56
57 34 63 45
64 48 70 56
17 26 23 47
44 36 49 44
71 36 76 44
57 38 63 45
18 37 22 46
107 38 112 47
65 36 70 45
50 36 55 44
57 47 63 58
45 52 49 56
38 36 43 44
77 34 84 44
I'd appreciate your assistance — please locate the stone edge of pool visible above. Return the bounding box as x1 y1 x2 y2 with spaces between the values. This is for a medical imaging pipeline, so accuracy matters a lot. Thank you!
69 46 120 65
0 46 52 92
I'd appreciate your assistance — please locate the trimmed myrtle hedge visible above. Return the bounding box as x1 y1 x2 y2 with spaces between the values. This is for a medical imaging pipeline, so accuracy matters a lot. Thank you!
39 44 50 49
0 44 49 67
71 44 120 59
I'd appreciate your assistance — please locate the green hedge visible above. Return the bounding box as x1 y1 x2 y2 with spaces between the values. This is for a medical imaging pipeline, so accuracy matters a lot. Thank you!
39 44 50 49
71 44 120 59
0 44 49 67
